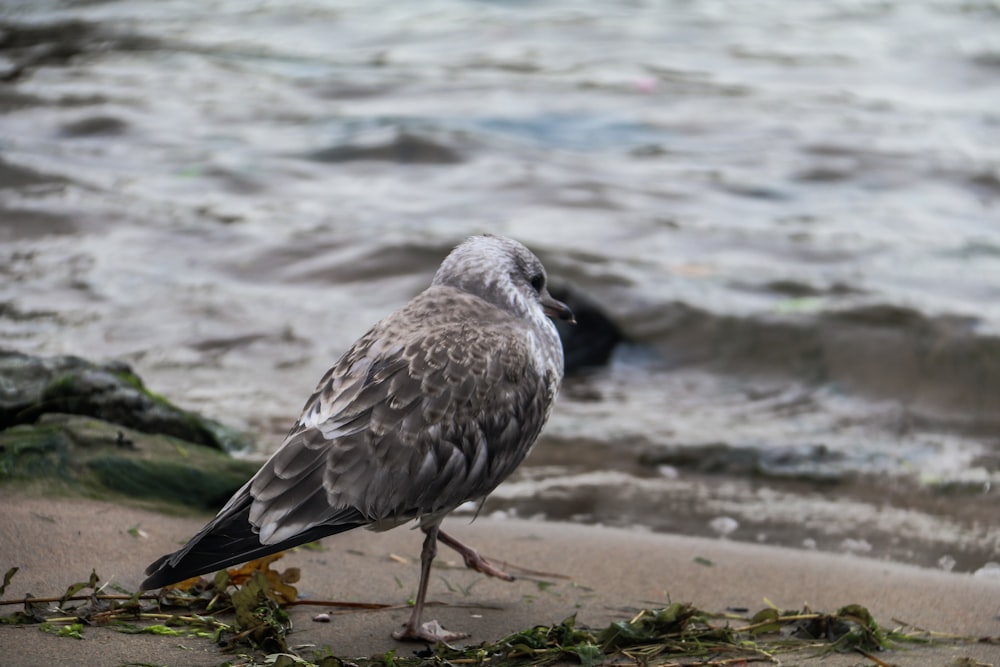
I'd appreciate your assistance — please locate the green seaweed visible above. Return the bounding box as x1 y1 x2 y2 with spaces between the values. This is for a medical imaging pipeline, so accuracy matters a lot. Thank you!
224 571 291 653
1 564 994 666
40 621 85 639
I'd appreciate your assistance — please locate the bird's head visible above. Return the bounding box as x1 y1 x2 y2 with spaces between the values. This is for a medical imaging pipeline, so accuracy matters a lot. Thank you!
432 234 575 328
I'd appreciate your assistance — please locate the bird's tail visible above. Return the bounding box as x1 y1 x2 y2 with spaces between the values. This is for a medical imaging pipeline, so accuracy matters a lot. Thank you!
141 494 361 591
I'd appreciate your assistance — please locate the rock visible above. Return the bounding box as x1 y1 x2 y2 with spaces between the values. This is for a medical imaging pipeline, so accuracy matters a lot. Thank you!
0 413 259 509
0 349 258 509
305 131 464 165
0 349 250 451
549 285 624 375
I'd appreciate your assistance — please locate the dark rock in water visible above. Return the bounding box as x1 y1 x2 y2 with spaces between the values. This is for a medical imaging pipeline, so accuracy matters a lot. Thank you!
0 349 250 452
550 285 623 375
0 413 258 510
306 131 464 164
643 301 1000 432
59 115 129 137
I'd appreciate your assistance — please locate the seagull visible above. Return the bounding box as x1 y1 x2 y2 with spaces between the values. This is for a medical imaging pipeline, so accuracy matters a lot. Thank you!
141 234 574 642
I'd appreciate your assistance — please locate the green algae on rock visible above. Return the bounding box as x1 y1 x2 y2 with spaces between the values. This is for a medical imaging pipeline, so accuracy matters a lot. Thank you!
0 349 251 452
0 413 259 510
0 350 258 509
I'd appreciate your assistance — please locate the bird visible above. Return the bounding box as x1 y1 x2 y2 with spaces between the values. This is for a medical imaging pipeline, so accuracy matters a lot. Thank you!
141 234 574 643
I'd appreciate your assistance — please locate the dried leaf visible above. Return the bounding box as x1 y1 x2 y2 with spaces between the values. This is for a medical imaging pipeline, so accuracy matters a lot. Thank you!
60 581 88 602
165 575 205 593
227 553 284 585
0 567 17 597
225 553 299 604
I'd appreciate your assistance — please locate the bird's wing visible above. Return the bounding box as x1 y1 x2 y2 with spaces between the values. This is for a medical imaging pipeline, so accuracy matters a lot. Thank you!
247 288 558 546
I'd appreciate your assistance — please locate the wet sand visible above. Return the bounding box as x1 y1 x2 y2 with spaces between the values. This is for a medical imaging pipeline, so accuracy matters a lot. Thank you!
1 493 998 667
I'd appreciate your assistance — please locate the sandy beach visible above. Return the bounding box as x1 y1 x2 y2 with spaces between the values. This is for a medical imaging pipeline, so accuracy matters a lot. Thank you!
3 4 1000 666
1 493 998 666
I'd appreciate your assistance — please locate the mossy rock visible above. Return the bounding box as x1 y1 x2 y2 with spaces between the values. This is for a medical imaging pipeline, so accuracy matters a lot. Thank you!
0 413 259 510
0 349 251 452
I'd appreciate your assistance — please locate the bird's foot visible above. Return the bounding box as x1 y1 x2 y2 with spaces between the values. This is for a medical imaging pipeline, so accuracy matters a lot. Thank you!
437 529 515 581
460 549 514 581
392 619 469 643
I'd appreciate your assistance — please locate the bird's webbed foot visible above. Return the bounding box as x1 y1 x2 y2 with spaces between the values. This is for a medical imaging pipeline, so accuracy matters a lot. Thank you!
392 619 469 643
438 528 515 581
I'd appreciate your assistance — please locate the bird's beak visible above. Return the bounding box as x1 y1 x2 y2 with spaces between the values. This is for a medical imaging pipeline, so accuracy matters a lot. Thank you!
541 295 576 325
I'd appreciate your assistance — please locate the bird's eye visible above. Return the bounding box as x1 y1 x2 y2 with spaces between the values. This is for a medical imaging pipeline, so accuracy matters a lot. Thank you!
529 273 545 292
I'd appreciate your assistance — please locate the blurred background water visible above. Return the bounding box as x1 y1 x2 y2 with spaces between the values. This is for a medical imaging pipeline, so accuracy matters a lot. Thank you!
2 0 999 573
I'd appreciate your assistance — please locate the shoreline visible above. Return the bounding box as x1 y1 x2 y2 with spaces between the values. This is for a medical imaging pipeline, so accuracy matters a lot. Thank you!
2 493 998 666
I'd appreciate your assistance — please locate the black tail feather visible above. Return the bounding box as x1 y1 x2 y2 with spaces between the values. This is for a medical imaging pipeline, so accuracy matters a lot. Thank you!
141 496 363 590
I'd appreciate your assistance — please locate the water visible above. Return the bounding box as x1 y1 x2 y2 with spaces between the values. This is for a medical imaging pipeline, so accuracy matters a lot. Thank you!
2 0 999 571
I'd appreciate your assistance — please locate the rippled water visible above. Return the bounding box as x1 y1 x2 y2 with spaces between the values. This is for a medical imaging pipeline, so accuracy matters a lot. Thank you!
2 0 999 571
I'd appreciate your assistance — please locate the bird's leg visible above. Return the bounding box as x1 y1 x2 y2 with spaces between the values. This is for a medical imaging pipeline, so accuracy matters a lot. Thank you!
437 528 515 582
393 523 469 643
